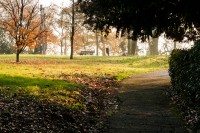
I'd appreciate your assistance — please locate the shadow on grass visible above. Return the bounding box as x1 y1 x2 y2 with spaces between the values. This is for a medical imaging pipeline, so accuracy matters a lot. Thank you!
0 74 79 98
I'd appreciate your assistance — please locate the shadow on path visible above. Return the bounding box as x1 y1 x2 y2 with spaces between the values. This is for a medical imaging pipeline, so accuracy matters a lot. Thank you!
108 70 188 133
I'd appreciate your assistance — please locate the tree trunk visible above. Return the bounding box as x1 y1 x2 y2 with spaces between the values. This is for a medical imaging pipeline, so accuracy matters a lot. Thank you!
128 39 131 55
16 49 20 62
131 40 137 55
40 5 46 55
149 37 159 55
64 38 67 55
61 40 63 55
70 0 75 59
174 41 177 49
42 44 47 55
70 33 74 59
101 33 106 56
102 42 106 56
135 40 139 55
60 11 64 55
95 30 99 56
128 39 137 55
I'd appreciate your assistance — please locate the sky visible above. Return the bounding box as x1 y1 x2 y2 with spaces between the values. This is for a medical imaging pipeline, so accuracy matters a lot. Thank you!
39 0 70 7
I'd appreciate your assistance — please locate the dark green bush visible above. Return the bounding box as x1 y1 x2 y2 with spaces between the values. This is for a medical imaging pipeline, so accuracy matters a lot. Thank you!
169 40 200 131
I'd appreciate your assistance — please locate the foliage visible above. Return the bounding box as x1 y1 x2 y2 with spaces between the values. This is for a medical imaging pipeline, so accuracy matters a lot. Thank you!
78 0 200 42
169 41 200 131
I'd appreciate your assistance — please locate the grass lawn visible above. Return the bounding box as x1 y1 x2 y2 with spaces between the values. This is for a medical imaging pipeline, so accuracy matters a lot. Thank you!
0 54 169 106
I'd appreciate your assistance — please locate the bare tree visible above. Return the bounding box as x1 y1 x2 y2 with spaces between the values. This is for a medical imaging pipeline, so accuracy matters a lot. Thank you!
51 5 71 55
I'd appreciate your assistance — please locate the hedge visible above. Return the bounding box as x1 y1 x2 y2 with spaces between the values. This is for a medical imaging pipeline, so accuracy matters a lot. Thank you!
169 40 200 131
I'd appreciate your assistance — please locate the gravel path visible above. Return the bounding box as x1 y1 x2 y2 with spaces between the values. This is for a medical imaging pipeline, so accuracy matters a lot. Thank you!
108 70 188 133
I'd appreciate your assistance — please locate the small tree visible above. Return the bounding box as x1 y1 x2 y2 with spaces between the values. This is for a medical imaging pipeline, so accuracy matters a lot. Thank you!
0 0 49 62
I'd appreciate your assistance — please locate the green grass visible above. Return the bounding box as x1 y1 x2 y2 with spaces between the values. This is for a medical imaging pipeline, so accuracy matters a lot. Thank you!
0 54 169 105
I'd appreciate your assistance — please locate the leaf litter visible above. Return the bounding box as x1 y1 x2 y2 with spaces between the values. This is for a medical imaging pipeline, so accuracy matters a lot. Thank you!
0 73 120 133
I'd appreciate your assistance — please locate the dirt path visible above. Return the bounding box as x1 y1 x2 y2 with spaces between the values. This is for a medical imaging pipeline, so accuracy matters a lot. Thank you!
108 70 188 133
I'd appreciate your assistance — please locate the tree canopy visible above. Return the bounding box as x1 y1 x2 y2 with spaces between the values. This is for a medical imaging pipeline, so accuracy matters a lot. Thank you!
78 0 200 41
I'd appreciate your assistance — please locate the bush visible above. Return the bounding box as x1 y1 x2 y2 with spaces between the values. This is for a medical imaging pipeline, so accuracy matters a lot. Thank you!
169 40 200 131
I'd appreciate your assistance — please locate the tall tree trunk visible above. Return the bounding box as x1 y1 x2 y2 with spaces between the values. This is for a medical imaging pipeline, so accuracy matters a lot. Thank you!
102 42 106 56
60 11 64 55
135 40 139 55
131 40 137 55
70 0 75 59
101 33 106 56
40 5 46 55
61 40 63 55
149 37 159 55
128 39 131 55
174 41 177 49
64 37 67 55
105 37 109 56
42 43 47 55
95 30 99 56
128 39 137 55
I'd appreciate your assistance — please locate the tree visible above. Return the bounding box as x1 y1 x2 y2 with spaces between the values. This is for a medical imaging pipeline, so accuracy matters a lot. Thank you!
0 0 50 62
0 28 15 54
78 0 200 43
50 5 71 55
59 8 67 55
59 0 86 58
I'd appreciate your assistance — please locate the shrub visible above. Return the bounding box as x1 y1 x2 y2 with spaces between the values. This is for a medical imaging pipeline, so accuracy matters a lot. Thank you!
169 40 200 131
